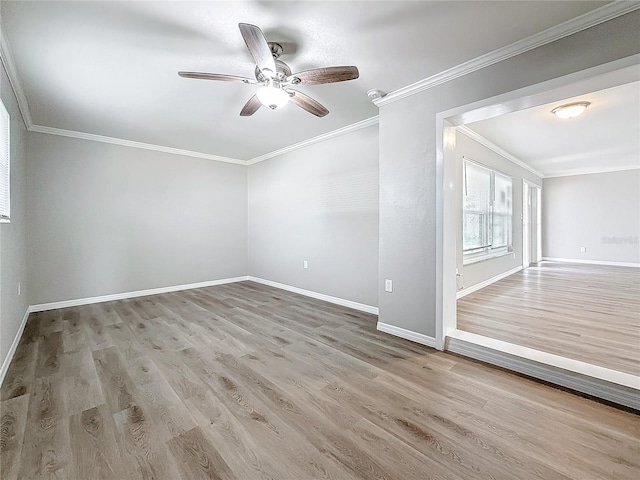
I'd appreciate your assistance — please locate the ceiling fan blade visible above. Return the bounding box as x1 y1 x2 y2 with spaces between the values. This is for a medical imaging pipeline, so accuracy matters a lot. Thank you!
289 66 359 86
178 71 255 83
240 95 262 116
238 23 276 74
289 90 329 117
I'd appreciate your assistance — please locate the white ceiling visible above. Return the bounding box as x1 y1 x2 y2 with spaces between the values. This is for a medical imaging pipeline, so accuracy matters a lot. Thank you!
0 1 615 160
466 80 640 177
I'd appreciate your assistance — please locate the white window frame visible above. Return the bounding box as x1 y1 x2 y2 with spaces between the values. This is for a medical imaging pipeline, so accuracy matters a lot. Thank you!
462 157 512 265
0 98 9 223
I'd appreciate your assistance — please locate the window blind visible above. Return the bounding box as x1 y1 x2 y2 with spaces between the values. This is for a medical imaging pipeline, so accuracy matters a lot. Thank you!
0 99 9 222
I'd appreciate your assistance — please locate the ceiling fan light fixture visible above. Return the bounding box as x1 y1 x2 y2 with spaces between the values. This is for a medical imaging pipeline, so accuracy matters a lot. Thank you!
257 83 290 110
552 101 590 119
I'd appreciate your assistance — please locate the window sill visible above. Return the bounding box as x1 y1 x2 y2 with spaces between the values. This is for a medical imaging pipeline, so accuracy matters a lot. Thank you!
463 250 513 266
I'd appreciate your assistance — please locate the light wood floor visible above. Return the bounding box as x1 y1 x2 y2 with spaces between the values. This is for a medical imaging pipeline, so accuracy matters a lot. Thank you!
458 261 640 375
1 281 638 479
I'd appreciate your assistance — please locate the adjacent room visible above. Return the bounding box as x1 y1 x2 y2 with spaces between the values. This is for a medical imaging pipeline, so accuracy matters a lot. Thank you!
1 2 639 479
455 80 640 376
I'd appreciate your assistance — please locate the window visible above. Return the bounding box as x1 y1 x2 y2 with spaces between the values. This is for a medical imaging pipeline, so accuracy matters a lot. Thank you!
0 99 9 222
463 158 512 263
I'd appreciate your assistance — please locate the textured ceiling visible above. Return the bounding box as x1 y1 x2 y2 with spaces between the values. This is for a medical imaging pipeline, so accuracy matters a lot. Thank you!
1 1 612 160
467 80 640 177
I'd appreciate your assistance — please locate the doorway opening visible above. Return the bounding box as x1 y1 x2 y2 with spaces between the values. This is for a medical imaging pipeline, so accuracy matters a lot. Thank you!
435 55 640 407
522 180 542 268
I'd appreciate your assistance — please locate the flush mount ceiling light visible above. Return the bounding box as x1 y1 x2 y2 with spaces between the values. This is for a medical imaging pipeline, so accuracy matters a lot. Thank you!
551 101 591 119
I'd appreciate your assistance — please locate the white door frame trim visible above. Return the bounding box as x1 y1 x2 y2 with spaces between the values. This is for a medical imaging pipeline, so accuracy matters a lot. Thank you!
523 179 543 268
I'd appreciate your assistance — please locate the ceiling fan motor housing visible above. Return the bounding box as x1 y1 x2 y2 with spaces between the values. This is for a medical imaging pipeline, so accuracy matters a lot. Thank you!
255 59 292 83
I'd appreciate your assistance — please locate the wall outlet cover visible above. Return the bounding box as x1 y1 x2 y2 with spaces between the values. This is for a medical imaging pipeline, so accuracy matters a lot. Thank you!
384 279 393 293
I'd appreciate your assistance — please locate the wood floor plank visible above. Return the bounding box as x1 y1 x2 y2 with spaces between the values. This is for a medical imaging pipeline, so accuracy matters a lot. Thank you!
35 331 63 378
94 301 123 326
167 426 236 480
82 306 115 352
92 346 138 414
18 374 75 479
2 280 637 479
62 347 105 416
0 340 38 400
135 378 197 441
62 309 87 354
105 322 146 361
39 310 63 336
147 349 208 401
112 401 183 479
0 394 30 480
127 355 165 386
68 404 126 480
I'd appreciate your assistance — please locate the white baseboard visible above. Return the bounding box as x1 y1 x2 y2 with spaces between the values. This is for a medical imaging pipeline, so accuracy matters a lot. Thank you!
456 266 522 299
446 330 640 410
29 276 250 312
247 276 378 315
542 257 640 268
376 322 436 348
0 308 31 387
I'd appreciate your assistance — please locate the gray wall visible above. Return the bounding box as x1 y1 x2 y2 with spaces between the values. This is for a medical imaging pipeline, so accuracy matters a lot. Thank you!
456 130 542 290
0 62 29 371
543 169 640 264
26 133 247 304
378 12 640 337
248 125 379 307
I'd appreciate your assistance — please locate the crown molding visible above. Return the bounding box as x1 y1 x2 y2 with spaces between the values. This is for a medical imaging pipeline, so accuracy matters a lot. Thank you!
0 26 33 129
457 126 640 180
457 125 545 178
29 124 247 165
543 164 640 179
374 2 640 107
247 116 379 165
28 117 380 166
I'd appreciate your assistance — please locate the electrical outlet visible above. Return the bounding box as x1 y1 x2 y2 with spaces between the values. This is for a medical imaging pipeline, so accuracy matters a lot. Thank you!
580 246 586 253
303 260 308 269
18 282 21 296
385 279 393 293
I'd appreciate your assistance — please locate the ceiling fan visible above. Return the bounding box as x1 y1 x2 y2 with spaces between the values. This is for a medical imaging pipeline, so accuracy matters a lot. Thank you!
178 23 359 117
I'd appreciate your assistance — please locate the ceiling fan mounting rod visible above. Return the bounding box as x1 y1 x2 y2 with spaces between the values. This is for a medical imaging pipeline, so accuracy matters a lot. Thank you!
268 42 283 59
